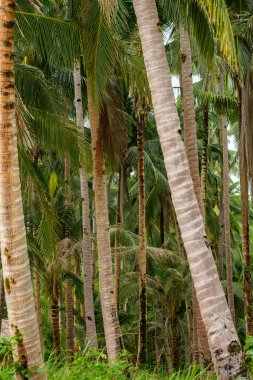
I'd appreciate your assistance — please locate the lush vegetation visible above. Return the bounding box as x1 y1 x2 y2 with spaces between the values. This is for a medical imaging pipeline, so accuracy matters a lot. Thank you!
0 0 253 379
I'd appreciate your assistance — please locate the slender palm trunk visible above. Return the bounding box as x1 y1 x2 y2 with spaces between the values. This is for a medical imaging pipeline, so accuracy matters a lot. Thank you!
200 91 209 222
0 273 4 334
114 164 124 310
162 297 170 371
218 172 224 281
65 253 74 360
170 315 178 370
87 80 120 360
34 258 43 350
136 105 147 366
74 65 98 348
240 82 253 336
133 1 243 377
51 295 61 357
180 28 210 365
220 74 235 322
0 3 46 378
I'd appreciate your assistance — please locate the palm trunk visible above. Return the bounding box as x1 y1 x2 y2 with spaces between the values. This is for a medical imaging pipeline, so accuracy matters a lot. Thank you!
200 90 209 222
51 296 61 357
136 104 147 366
66 253 74 360
180 28 210 366
220 74 235 322
218 171 224 281
34 258 43 351
114 164 124 311
74 64 98 349
0 3 46 378
240 82 253 336
133 1 243 377
0 273 5 334
162 297 170 371
87 80 121 360
74 254 82 350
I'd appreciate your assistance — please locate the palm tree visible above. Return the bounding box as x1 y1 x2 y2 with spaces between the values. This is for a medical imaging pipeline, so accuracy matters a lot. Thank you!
220 72 235 322
0 2 46 378
73 64 98 349
0 273 4 335
131 0 243 377
135 100 148 366
87 81 121 360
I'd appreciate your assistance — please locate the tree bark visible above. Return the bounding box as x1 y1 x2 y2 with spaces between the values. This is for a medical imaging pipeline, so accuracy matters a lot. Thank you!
180 27 210 366
133 1 243 377
200 88 209 223
34 258 43 351
87 80 121 360
51 296 61 357
0 272 4 334
218 170 224 281
136 103 147 366
0 2 46 378
162 297 170 371
65 253 74 360
74 64 98 349
114 164 124 311
240 81 253 336
220 73 235 322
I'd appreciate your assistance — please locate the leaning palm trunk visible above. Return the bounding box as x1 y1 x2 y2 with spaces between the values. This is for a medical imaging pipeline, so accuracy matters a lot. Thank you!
74 64 98 349
87 80 121 360
133 1 243 377
220 74 235 322
0 2 46 378
136 105 147 366
180 28 210 365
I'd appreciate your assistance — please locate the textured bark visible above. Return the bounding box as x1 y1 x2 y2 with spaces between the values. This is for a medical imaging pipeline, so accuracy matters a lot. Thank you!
34 258 43 351
218 172 224 281
114 164 124 311
51 297 61 357
87 80 121 360
200 92 209 222
133 1 243 377
180 27 210 366
220 74 235 322
74 64 98 349
65 254 74 360
171 316 178 370
0 273 4 334
0 2 46 378
136 106 147 366
240 83 253 336
162 297 170 371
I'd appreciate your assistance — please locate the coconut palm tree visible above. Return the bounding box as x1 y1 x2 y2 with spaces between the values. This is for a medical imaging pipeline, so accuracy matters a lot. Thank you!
0 2 46 378
130 0 243 377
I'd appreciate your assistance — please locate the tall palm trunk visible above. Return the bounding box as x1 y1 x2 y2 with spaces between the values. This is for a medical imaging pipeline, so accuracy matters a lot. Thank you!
87 81 121 360
220 74 235 321
74 65 98 348
200 88 209 222
0 273 4 334
65 253 74 360
132 1 243 377
114 164 124 310
0 2 46 378
240 81 253 336
51 294 61 357
34 258 43 350
218 171 224 281
136 104 147 366
162 297 170 371
170 314 178 370
180 28 210 365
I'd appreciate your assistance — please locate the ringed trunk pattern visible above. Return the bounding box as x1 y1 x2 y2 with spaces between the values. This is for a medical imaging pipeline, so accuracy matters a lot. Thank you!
220 75 235 322
87 80 121 360
0 272 4 334
74 64 98 348
180 27 210 365
133 1 243 378
0 2 46 378
136 105 147 366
